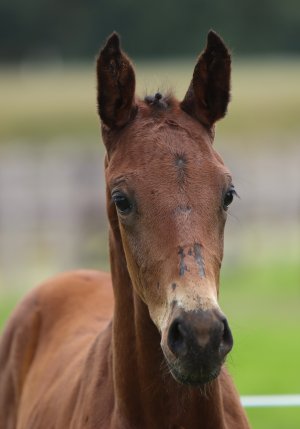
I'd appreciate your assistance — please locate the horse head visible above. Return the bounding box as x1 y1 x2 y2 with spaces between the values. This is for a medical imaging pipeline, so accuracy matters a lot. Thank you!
97 31 234 386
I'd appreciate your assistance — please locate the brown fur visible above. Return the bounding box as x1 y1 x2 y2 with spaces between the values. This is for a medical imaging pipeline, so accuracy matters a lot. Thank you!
0 32 250 428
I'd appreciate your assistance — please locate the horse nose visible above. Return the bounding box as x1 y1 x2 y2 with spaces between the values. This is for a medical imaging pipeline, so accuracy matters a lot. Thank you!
167 310 233 362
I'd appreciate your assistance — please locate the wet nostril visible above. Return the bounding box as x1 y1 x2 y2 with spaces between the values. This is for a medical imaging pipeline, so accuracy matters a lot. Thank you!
167 319 187 357
220 318 233 357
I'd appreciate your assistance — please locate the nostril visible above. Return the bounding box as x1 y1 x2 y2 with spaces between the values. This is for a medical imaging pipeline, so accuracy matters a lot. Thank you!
167 318 188 357
220 318 233 358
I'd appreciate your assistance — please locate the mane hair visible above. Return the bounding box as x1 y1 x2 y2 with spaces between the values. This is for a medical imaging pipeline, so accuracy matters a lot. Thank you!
144 92 174 110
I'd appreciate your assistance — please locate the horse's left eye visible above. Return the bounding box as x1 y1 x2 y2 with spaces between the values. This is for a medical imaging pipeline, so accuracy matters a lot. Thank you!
223 187 236 210
112 192 133 214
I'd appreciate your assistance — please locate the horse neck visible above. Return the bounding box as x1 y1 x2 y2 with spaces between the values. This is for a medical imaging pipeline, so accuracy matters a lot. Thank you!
108 224 227 429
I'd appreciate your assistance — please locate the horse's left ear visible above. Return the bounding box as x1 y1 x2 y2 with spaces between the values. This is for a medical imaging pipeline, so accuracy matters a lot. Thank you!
181 30 231 128
96 33 137 129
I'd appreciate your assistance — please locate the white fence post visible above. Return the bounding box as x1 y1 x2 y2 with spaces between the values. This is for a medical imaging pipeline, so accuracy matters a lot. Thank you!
241 394 300 408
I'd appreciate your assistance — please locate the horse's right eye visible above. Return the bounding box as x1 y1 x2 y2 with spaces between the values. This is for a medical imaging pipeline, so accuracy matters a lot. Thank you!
112 193 133 214
223 186 237 211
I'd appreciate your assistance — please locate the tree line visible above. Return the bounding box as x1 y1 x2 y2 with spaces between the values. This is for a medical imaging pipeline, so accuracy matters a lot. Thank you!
1 0 299 62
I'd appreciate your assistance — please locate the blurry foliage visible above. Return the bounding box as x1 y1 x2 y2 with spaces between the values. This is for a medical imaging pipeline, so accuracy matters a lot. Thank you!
0 0 300 62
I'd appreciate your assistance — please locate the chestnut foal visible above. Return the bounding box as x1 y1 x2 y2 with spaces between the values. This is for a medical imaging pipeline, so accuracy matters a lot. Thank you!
0 31 250 428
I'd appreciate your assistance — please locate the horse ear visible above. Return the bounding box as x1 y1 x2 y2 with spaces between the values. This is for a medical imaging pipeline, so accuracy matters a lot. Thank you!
96 33 137 129
180 30 231 128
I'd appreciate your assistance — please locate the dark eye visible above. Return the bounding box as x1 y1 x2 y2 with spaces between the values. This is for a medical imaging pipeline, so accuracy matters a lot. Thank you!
223 187 236 211
112 192 133 214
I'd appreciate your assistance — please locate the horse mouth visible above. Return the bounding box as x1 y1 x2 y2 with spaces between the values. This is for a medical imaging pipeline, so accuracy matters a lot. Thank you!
166 360 221 386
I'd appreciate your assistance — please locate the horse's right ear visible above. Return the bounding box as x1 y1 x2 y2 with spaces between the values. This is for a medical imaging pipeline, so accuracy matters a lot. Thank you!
180 31 231 129
96 33 137 129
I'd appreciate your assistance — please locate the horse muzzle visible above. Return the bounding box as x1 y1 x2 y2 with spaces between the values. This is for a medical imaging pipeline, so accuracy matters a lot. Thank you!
161 307 233 386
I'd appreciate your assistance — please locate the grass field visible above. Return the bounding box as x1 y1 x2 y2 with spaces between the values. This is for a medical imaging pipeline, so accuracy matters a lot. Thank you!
0 58 300 143
223 260 300 429
0 58 299 428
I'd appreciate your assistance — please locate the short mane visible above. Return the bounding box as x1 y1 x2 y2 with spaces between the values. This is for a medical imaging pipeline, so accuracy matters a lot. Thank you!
144 92 174 110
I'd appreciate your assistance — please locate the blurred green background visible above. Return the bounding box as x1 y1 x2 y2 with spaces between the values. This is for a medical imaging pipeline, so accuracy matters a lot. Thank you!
0 2 300 428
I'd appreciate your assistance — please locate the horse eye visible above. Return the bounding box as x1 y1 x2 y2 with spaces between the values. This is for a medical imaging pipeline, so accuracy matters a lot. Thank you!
223 188 236 211
112 193 133 214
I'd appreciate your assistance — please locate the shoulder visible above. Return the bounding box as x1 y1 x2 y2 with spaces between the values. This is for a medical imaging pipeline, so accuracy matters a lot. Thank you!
0 269 113 366
35 269 112 303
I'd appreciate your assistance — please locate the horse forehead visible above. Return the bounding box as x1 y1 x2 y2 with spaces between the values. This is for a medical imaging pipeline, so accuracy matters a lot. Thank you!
106 106 229 185
136 114 210 148
114 119 215 168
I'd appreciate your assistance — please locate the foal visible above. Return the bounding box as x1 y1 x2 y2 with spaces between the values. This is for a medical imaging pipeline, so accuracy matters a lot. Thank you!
0 31 250 428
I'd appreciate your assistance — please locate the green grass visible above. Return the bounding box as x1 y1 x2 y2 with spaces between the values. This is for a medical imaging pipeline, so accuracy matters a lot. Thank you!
220 261 300 428
246 408 300 429
222 262 300 394
0 294 20 330
0 58 300 143
0 65 98 142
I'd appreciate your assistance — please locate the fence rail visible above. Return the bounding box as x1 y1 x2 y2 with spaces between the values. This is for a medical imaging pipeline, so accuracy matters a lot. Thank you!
241 394 300 408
